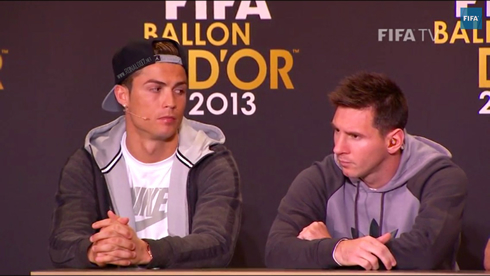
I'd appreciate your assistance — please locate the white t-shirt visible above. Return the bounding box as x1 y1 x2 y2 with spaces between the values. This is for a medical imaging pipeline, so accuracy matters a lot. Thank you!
121 132 174 239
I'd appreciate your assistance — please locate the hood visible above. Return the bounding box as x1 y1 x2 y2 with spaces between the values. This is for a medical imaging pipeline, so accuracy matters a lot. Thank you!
374 131 451 192
84 115 226 169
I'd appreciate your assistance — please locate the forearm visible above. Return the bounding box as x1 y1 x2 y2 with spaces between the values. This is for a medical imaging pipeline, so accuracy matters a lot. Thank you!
145 194 241 268
49 233 97 268
49 196 100 268
385 161 468 270
145 233 237 268
388 227 460 270
265 160 336 268
265 234 343 269
48 148 102 268
389 170 467 269
143 148 241 269
386 199 464 270
49 196 99 268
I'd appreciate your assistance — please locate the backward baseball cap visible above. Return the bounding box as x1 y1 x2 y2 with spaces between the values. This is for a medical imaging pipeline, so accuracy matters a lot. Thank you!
101 38 188 112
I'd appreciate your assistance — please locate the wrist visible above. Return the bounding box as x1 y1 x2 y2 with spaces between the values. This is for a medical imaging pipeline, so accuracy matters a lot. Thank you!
332 238 347 266
141 240 153 264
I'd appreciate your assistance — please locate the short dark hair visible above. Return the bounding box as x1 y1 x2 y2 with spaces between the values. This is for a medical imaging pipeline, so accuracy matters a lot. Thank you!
122 41 182 91
328 71 408 135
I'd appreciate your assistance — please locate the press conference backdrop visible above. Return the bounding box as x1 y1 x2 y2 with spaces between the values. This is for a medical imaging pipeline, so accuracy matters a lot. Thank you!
1 1 489 274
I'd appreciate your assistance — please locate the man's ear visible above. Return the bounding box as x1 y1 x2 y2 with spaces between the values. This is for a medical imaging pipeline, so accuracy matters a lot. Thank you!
386 128 405 154
114 85 129 108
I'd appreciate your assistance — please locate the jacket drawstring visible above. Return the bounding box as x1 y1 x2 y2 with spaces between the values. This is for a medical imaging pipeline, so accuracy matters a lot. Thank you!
354 182 360 239
354 182 388 238
379 192 386 237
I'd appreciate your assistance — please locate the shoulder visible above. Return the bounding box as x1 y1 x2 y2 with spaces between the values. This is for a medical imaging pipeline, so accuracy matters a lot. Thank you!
209 143 229 153
289 154 344 196
408 156 468 198
192 143 239 176
63 147 92 168
309 154 344 184
414 157 467 183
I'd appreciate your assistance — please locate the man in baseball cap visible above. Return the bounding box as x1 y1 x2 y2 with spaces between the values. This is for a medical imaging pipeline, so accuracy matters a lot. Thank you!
49 38 242 269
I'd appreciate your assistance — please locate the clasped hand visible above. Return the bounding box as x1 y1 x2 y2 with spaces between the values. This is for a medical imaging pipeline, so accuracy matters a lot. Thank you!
87 210 151 267
297 221 396 270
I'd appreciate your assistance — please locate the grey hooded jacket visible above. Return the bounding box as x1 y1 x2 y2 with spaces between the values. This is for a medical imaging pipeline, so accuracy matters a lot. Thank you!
48 116 242 269
265 133 467 270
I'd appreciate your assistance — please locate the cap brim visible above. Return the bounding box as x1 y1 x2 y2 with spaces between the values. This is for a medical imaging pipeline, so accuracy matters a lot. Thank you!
102 85 123 112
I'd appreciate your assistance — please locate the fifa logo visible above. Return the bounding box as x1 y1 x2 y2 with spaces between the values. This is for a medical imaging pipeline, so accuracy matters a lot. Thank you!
463 15 479 21
460 7 482 30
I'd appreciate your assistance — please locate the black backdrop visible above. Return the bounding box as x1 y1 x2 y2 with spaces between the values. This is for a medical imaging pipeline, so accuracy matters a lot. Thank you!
1 1 489 274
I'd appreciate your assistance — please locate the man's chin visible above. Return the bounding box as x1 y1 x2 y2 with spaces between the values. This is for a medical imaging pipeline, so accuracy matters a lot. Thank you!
342 169 359 179
154 131 178 142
